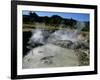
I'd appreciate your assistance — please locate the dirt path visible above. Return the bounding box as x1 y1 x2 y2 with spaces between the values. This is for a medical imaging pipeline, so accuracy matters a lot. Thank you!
23 44 79 69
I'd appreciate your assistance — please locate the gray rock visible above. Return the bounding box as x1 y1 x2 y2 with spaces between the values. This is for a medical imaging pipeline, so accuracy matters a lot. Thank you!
70 41 89 49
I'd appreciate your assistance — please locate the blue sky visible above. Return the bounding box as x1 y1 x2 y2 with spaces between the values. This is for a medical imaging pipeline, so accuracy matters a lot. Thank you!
23 11 90 21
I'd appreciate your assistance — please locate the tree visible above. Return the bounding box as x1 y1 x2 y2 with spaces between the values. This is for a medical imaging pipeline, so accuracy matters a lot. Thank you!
82 21 89 31
29 11 38 23
49 15 62 26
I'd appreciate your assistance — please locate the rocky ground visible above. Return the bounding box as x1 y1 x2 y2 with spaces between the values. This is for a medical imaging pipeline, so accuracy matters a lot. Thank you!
23 29 89 69
23 44 80 69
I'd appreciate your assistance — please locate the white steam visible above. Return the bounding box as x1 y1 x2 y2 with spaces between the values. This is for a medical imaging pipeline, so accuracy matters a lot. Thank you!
29 29 45 44
28 21 85 45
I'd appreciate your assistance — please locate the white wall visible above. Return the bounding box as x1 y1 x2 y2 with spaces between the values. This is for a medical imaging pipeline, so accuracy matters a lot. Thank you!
0 0 99 80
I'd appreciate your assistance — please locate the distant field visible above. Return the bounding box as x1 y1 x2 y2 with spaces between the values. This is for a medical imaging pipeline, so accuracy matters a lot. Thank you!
23 24 89 35
23 24 65 31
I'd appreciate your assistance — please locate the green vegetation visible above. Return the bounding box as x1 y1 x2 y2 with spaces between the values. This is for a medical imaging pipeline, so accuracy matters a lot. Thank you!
23 12 89 31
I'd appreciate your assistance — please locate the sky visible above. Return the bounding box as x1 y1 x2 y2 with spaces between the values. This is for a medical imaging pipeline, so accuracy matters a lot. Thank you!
23 11 90 21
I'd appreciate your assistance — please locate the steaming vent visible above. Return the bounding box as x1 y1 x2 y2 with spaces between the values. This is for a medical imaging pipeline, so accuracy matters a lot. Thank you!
27 22 87 49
